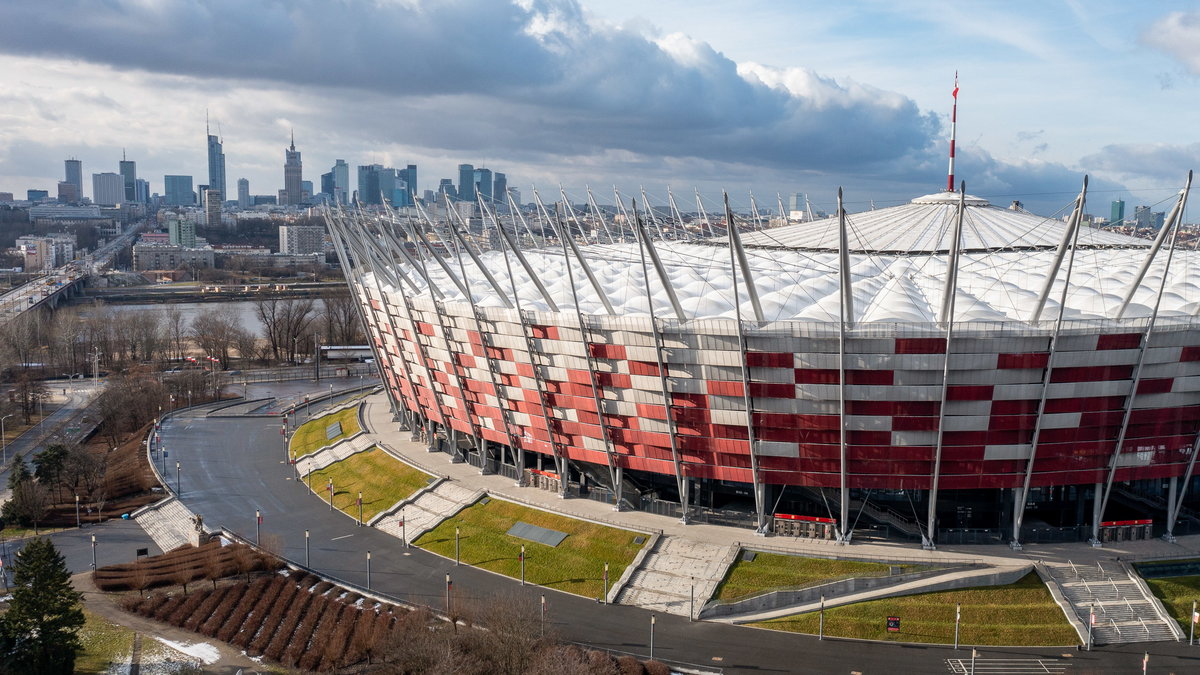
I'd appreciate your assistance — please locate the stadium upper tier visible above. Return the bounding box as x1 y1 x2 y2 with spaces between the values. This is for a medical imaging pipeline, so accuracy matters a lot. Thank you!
390 192 1193 326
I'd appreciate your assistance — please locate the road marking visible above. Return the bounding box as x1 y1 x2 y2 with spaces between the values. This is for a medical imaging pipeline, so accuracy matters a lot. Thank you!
945 658 1067 674
331 534 354 541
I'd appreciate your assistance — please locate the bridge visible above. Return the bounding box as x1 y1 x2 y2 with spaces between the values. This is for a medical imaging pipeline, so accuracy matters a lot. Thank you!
0 223 139 322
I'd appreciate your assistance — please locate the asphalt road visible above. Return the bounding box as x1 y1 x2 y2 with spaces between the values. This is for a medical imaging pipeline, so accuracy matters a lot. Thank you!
158 385 1200 674
0 379 104 496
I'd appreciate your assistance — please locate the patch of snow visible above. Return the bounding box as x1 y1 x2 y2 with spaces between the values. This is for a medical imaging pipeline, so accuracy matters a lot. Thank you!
156 638 221 665
218 536 233 546
277 568 290 576
354 597 365 607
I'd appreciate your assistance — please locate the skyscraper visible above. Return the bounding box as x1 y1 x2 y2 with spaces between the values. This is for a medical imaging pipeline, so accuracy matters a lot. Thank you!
357 164 383 205
57 181 79 203
206 120 226 203
237 178 250 208
493 172 507 207
119 154 137 203
92 172 124 206
457 164 475 203
473 167 493 204
1110 199 1125 225
332 160 350 204
404 164 417 202
164 175 194 206
64 159 83 200
437 178 457 202
135 178 150 204
1134 205 1151 228
283 131 303 205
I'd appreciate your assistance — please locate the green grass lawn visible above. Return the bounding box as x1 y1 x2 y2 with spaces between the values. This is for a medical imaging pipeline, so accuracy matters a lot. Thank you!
414 498 648 599
290 406 362 459
714 552 930 603
306 447 434 521
1144 575 1200 631
754 572 1078 646
76 609 136 673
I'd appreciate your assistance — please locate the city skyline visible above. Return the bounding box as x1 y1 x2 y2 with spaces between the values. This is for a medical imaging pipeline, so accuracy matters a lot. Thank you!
0 1 1198 214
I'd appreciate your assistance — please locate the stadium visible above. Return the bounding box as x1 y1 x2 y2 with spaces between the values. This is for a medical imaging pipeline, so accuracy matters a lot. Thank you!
326 173 1199 549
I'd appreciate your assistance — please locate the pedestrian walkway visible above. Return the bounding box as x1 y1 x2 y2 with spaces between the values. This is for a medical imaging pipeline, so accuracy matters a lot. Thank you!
615 537 733 618
1044 560 1181 645
374 481 482 544
132 496 194 553
295 433 373 475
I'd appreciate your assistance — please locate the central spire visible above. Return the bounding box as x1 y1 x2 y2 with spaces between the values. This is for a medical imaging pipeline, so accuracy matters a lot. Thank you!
290 128 295 151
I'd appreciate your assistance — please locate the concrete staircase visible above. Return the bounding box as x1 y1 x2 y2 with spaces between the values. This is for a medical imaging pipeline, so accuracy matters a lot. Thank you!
374 482 482 544
1046 560 1181 645
615 537 732 618
133 496 194 553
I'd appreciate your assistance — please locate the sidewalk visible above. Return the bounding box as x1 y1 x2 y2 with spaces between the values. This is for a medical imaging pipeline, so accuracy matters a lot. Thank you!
357 393 1200 571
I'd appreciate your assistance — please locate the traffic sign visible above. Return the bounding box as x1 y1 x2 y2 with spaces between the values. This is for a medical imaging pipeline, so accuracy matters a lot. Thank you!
886 616 900 632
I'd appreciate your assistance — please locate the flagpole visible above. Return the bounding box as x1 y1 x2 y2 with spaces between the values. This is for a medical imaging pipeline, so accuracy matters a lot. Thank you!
947 72 959 192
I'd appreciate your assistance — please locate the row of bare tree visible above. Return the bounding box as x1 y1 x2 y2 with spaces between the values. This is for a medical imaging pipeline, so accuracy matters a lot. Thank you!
0 294 364 374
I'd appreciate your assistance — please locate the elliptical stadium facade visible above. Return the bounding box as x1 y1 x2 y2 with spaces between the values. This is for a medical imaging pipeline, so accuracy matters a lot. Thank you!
327 178 1200 548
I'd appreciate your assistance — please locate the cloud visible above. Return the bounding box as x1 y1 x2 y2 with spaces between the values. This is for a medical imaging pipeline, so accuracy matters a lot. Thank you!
0 0 938 174
1144 11 1200 74
1080 143 1199 183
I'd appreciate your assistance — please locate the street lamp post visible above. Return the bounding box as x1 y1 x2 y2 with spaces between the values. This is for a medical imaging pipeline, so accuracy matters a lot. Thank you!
75 494 80 528
1190 599 1196 645
603 562 609 604
819 595 825 640
366 551 372 590
328 479 334 511
540 594 546 637
690 576 695 621
445 573 452 613
358 492 363 527
1 413 13 464
305 529 310 567
650 614 656 661
520 545 525 585
954 603 961 650
90 533 96 570
1088 603 1095 651
401 510 407 548
255 510 261 545
176 461 181 495
455 526 460 566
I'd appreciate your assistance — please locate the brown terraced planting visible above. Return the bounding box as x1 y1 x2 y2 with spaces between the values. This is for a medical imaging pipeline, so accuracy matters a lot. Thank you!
93 540 277 592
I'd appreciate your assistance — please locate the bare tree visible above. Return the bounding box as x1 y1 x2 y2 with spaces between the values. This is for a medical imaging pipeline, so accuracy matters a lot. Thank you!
13 372 49 424
165 308 187 363
191 307 249 368
9 480 51 533
320 294 364 345
256 298 316 363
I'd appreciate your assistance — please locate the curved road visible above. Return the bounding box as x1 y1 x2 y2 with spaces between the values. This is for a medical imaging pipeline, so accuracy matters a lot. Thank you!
158 385 1197 674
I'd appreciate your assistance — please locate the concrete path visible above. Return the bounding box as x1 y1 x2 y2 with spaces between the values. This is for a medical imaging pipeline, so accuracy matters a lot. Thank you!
615 537 732 618
1045 560 1180 645
374 481 481 544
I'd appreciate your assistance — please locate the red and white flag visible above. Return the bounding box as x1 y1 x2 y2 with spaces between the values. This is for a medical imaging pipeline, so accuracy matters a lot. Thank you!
952 71 959 99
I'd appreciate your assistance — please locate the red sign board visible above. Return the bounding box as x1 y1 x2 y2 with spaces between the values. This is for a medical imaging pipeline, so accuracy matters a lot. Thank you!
775 513 836 524
1100 519 1152 527
530 469 559 480
886 617 900 632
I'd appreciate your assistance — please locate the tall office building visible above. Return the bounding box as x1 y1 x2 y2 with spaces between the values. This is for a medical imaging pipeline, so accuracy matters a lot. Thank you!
473 167 493 204
283 131 303 205
357 164 383 205
168 217 197 248
206 121 226 203
437 178 457 202
119 155 137 202
164 175 194 206
320 172 334 201
92 172 124 206
301 180 313 202
1134 205 1152 228
403 164 417 202
279 225 325 255
64 159 83 200
57 181 79 203
332 159 350 204
1110 199 1125 225
205 189 222 228
457 164 474 203
135 178 150 204
237 178 250 208
493 172 507 207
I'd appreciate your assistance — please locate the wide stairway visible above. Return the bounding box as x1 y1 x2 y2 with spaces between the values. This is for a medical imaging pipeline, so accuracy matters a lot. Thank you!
615 537 731 618
374 482 480 544
1046 560 1180 644
134 496 194 553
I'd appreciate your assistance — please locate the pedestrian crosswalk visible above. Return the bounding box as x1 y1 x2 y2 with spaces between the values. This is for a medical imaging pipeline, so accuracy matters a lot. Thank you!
945 657 1068 674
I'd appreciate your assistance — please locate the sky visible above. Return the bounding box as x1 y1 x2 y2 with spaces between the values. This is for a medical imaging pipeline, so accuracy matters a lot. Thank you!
0 0 1198 215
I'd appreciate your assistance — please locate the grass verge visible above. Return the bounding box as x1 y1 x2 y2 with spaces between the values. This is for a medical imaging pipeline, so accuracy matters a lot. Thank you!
306 447 434 521
714 552 931 603
76 609 136 673
414 498 647 599
753 572 1078 646
1144 575 1200 631
290 406 361 459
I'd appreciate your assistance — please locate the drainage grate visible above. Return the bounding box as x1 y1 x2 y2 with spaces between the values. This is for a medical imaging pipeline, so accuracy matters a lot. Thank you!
506 521 568 547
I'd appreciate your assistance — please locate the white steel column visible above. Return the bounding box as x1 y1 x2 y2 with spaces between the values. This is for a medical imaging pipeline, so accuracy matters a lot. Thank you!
926 184 967 549
1097 173 1191 542
836 188 853 541
1012 177 1088 547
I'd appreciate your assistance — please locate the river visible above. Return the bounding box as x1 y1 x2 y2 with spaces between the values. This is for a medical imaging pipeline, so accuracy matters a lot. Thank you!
77 299 328 334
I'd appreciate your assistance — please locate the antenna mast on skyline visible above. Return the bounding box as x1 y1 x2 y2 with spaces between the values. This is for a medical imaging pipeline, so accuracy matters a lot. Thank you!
947 72 959 193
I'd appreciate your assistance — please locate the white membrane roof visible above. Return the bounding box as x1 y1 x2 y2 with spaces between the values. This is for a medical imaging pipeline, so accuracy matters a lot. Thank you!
374 193 1194 326
736 192 1149 253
